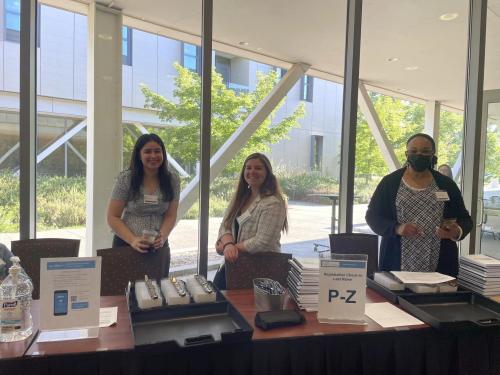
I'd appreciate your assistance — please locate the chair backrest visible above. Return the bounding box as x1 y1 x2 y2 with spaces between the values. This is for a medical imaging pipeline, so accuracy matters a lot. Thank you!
225 252 293 290
329 233 379 278
97 246 166 296
11 238 80 299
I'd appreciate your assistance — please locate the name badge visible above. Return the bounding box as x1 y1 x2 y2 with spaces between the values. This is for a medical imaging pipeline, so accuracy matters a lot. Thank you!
435 191 450 201
144 194 159 205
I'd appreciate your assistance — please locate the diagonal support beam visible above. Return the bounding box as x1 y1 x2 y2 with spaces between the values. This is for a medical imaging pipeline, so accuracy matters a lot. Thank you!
0 142 20 167
424 101 441 153
358 83 401 171
131 122 189 177
178 62 310 218
37 119 87 164
67 142 87 165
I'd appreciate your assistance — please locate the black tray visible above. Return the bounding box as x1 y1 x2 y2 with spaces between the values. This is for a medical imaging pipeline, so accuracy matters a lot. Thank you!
126 281 253 349
398 292 500 330
366 277 469 304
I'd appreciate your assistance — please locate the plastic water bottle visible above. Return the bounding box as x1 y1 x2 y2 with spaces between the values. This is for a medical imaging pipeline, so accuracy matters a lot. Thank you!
0 256 33 342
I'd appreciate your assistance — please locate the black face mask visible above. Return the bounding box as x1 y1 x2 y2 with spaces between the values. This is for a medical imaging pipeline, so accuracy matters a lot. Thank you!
407 154 432 172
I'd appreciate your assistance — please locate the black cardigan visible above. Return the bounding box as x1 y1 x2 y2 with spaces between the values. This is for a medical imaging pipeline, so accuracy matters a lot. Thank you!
365 168 473 277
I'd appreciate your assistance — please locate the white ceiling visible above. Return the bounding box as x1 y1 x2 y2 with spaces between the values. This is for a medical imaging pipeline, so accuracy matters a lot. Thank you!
90 0 500 111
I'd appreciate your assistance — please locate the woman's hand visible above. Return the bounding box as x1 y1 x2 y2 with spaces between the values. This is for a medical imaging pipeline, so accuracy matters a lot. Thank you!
396 223 423 237
153 232 166 250
130 236 150 253
436 223 461 240
215 239 224 255
223 244 239 263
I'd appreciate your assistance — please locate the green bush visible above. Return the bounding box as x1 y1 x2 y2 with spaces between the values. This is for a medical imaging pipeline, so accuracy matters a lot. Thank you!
276 170 339 201
182 195 229 220
0 173 86 232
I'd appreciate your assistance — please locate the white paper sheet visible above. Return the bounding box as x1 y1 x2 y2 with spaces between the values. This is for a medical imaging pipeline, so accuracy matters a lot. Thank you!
99 307 118 327
37 329 89 342
390 271 455 285
365 302 423 328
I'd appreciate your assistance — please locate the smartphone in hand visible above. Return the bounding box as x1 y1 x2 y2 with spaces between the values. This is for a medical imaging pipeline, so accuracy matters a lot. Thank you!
441 218 457 228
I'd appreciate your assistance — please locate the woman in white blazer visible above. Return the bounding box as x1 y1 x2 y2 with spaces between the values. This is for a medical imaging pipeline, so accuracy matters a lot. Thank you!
214 153 288 289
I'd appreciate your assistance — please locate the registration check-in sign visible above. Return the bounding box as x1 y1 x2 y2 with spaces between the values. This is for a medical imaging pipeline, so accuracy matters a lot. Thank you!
318 253 367 324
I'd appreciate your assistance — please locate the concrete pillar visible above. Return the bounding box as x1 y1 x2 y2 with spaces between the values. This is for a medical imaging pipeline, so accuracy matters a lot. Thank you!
86 2 123 256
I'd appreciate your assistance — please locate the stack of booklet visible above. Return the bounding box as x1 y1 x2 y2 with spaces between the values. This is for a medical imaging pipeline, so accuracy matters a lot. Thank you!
458 254 500 296
287 257 319 311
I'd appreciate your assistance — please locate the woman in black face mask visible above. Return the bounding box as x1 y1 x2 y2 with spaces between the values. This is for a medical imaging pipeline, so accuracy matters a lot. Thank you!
365 133 473 277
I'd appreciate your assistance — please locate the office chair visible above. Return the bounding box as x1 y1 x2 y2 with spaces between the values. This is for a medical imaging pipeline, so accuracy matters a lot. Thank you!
225 252 293 290
329 233 379 279
11 238 80 299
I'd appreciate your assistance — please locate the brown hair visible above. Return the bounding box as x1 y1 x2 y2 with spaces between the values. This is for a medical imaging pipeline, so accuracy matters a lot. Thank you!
223 153 288 232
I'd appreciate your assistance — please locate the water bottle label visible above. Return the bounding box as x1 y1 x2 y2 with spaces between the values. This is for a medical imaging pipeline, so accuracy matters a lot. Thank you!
1 300 22 327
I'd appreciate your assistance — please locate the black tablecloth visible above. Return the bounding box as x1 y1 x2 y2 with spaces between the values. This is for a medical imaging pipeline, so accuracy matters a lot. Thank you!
2 327 500 375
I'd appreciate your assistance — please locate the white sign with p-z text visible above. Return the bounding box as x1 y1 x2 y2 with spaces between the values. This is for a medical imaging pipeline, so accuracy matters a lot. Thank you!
318 254 367 324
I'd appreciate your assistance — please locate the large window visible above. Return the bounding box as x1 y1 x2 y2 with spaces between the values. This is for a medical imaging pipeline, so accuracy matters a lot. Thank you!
122 26 132 66
182 42 200 74
300 75 314 102
34 4 87 254
215 55 230 86
4 0 20 42
311 135 323 171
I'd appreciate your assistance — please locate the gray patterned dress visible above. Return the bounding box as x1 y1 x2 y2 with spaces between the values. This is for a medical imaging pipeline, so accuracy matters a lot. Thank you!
396 178 444 271
111 169 180 238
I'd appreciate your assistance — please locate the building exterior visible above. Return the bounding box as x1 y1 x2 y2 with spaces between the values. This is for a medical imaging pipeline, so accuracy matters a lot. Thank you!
0 1 343 178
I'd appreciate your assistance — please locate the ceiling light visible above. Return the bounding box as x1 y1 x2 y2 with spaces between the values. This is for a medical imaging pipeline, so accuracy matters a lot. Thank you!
387 57 399 62
439 13 459 21
238 41 249 46
404 66 419 71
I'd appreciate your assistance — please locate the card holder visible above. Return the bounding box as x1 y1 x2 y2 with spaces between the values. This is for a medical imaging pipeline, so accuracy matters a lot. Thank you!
254 309 305 330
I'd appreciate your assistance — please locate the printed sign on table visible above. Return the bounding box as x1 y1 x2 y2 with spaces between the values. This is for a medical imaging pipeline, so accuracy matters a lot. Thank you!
318 253 367 324
40 257 101 332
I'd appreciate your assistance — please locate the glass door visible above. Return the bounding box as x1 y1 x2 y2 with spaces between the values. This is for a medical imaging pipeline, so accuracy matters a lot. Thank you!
477 90 500 258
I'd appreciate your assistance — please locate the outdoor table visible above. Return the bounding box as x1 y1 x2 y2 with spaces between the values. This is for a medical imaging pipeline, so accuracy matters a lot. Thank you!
308 193 339 234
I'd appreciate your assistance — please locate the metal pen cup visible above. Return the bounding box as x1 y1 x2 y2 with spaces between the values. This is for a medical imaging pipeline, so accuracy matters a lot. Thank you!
253 278 286 312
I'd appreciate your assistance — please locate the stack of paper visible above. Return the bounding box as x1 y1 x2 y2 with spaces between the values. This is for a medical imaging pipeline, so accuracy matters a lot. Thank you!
287 257 319 311
458 254 500 296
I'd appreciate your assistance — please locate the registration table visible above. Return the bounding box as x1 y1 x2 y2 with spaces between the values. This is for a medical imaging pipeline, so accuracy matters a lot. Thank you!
1 290 500 375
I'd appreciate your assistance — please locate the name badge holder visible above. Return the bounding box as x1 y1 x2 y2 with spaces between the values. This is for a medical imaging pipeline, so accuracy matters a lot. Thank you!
318 253 367 325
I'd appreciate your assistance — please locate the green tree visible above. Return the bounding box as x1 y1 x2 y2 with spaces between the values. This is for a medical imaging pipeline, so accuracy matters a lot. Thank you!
141 64 305 174
437 110 463 169
355 93 423 180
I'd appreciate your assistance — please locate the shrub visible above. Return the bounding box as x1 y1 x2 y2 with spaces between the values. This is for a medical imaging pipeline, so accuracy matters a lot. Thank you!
0 173 86 232
276 170 339 201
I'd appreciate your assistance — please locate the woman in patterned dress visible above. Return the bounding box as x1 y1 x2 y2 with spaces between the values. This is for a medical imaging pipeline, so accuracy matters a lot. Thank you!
107 133 180 276
213 153 288 289
366 133 472 277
